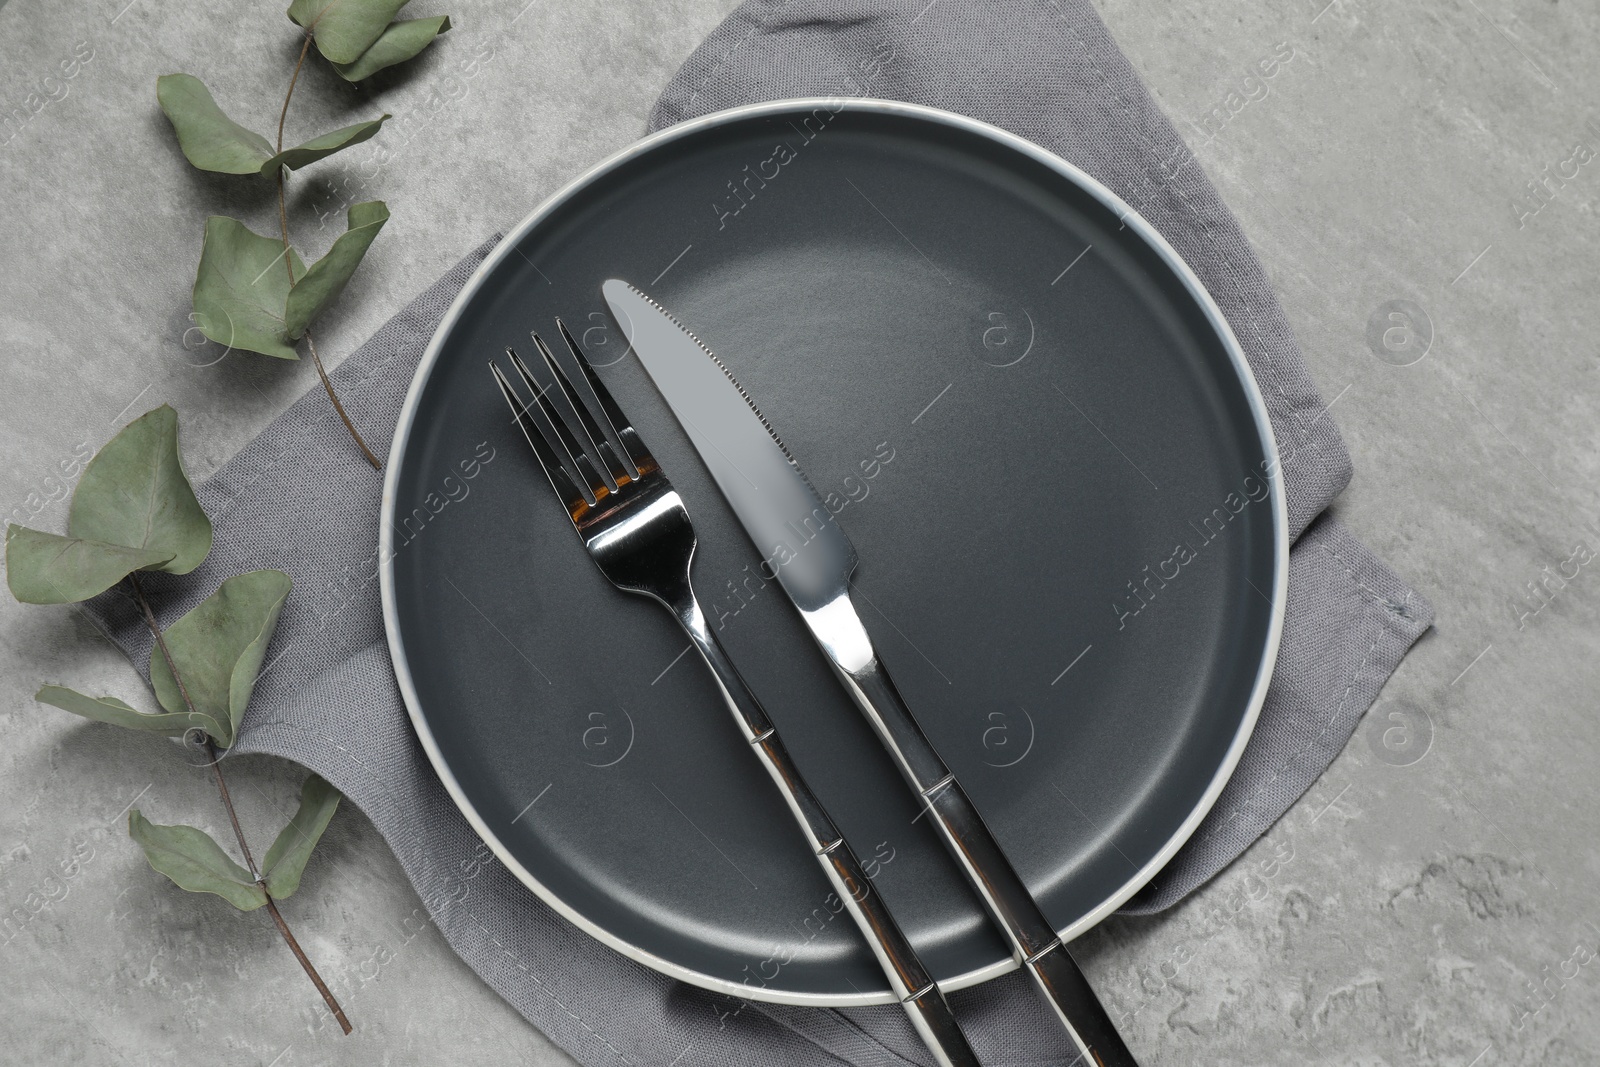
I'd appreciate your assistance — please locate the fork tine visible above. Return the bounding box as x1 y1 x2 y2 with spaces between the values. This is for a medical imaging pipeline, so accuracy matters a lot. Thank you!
533 331 632 490
503 349 589 501
555 317 655 477
510 345 610 504
503 348 599 509
490 358 590 516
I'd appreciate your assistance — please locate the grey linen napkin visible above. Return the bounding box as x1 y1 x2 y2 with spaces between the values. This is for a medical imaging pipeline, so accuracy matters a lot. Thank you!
84 1 1432 1064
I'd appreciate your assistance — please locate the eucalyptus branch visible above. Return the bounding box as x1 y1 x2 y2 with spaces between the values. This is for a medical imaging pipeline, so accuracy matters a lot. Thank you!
128 573 352 1035
156 5 450 472
16 1 464 1032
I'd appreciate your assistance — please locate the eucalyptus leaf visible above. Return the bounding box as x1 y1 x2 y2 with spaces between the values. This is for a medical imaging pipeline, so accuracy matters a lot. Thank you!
289 0 411 64
5 526 172 605
192 216 305 360
36 685 222 739
68 405 212 575
149 569 293 747
159 73 388 177
128 810 267 911
156 74 277 175
333 16 450 81
284 201 389 338
265 116 389 172
262 775 341 899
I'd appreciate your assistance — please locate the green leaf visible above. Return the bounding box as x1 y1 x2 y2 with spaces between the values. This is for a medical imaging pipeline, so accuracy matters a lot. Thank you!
5 526 172 604
289 0 411 64
36 684 222 739
265 116 389 172
284 201 390 338
68 405 213 575
194 204 393 355
6 407 212 603
333 16 450 80
158 74 387 176
262 775 341 899
156 74 276 175
149 569 293 748
128 809 267 911
192 216 305 360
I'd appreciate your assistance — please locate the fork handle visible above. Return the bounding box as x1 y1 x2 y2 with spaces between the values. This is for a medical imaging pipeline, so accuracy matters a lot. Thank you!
815 594 1138 1067
668 587 981 1067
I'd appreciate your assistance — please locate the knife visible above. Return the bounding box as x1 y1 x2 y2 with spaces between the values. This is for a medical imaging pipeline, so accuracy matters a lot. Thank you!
603 279 1139 1066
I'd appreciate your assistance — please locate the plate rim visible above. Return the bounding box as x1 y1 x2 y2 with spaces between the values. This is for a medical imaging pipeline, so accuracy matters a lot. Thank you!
378 96 1289 1006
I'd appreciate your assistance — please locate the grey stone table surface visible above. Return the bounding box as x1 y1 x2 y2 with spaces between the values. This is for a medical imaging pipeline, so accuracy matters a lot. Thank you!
2 0 1596 1064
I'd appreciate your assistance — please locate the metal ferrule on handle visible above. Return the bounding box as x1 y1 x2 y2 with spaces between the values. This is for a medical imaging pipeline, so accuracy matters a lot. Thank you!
669 586 981 1067
804 593 1138 1067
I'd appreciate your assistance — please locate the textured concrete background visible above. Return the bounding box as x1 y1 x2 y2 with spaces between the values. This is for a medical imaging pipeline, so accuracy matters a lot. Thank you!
2 0 1597 1064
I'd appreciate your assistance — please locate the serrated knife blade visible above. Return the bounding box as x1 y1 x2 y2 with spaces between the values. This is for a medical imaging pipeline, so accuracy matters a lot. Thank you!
600 279 857 615
602 278 1140 1066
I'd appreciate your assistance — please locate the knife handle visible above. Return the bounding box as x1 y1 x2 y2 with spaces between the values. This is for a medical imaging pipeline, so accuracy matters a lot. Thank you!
668 586 981 1067
821 593 1139 1067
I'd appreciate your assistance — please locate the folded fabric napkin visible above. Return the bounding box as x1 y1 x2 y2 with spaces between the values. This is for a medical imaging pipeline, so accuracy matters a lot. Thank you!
85 1 1432 1063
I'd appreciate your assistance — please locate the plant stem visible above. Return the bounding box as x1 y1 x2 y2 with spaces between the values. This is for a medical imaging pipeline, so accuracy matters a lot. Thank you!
127 575 353 1035
274 34 312 256
265 895 353 1034
129 572 200 731
203 737 259 878
275 31 380 471
277 34 312 172
306 330 382 468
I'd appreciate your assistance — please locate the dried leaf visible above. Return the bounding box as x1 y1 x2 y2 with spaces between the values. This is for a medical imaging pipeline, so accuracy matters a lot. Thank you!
36 685 222 739
5 526 171 604
262 775 341 899
333 16 450 81
288 0 411 64
158 74 387 176
265 116 388 172
149 569 293 747
68 405 212 575
128 810 267 911
284 201 389 338
156 73 276 175
192 216 305 360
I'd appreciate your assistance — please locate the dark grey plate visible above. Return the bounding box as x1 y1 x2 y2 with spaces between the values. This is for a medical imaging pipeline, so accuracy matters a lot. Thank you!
381 100 1285 1005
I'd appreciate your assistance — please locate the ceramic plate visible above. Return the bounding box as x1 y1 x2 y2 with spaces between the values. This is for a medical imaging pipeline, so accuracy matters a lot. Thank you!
380 99 1286 1005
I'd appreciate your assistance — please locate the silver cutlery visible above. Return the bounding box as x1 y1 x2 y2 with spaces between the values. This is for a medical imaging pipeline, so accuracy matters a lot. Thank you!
603 279 1139 1067
488 322 981 1067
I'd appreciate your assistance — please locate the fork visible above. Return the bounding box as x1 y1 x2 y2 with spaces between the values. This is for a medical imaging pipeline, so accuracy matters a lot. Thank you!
489 321 981 1067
